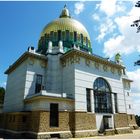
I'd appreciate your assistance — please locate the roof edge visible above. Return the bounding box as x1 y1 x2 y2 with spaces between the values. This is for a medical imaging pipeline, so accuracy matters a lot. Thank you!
5 52 47 74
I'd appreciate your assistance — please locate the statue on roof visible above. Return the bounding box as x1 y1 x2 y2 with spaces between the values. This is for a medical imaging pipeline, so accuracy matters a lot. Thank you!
115 53 123 65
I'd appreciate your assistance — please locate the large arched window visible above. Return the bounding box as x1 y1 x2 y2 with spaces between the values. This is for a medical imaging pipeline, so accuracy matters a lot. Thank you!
94 78 112 113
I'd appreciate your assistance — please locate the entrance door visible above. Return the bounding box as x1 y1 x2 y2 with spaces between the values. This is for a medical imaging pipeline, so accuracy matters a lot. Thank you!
103 116 112 129
50 103 59 127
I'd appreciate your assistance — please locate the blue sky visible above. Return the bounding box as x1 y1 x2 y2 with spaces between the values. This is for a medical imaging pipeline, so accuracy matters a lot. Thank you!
0 1 140 115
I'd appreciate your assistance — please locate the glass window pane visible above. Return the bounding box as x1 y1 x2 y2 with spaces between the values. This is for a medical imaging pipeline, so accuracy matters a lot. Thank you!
93 78 112 113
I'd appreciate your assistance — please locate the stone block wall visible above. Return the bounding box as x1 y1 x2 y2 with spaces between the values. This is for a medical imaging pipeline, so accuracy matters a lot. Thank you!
74 112 96 130
0 113 5 128
127 114 138 129
38 111 72 132
114 113 129 128
72 112 97 137
114 113 132 134
0 111 97 138
0 112 30 131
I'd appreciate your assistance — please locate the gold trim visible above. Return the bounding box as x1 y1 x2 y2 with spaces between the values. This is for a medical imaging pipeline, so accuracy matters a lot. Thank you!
5 52 47 74
103 65 108 72
95 62 99 69
60 49 124 70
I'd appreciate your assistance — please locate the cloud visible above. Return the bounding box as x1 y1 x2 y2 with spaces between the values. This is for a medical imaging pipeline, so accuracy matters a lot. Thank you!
103 4 140 57
98 0 126 17
99 0 117 17
127 69 140 93
94 0 126 42
74 2 85 15
127 69 140 115
133 99 140 115
96 18 116 41
92 13 100 21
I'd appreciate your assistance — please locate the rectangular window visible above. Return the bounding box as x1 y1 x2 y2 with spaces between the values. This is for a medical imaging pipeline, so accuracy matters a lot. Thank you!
129 104 131 109
127 92 129 96
22 116 27 123
50 103 59 127
86 37 88 47
35 74 42 93
114 93 118 113
123 68 126 75
66 30 69 41
74 31 77 42
86 89 91 112
50 31 54 41
58 30 62 41
81 34 83 44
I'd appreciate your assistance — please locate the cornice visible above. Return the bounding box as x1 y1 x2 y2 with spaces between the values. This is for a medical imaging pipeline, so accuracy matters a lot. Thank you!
60 49 125 69
5 52 47 74
24 95 74 103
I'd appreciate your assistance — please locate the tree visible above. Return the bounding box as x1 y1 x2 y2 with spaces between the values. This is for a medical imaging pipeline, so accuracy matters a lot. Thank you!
131 1 140 33
0 87 5 104
134 56 140 66
135 115 140 127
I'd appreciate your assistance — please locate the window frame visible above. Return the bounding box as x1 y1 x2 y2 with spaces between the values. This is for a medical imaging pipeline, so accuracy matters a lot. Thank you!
35 74 43 94
94 78 113 113
50 103 59 127
86 88 92 112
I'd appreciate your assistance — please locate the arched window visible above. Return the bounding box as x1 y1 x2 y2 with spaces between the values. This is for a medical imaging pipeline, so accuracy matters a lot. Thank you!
94 78 112 113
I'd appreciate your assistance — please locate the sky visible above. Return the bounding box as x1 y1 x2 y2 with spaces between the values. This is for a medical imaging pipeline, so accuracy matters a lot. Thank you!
0 0 140 115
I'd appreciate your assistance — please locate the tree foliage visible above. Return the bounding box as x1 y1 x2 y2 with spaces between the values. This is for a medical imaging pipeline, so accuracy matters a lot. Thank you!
135 115 140 127
131 1 140 33
135 1 140 7
0 87 5 104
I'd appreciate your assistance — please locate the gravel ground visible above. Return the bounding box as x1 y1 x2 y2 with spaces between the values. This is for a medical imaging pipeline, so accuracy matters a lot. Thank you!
70 129 140 139
0 129 140 139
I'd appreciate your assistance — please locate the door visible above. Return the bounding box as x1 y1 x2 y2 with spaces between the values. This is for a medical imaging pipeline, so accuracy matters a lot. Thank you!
50 103 59 127
103 116 112 129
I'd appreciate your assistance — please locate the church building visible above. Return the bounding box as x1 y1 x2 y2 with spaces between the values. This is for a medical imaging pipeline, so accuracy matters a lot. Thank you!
0 6 138 138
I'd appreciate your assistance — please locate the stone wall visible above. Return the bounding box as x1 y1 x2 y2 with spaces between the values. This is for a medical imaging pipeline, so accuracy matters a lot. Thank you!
127 114 138 129
37 111 97 138
0 111 97 138
114 113 132 134
72 112 97 137
114 113 129 128
0 112 30 131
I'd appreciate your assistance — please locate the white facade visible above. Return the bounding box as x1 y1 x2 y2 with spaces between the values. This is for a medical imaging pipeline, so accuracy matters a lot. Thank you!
3 45 134 131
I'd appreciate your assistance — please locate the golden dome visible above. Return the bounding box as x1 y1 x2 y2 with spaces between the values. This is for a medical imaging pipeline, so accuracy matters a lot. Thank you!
41 5 90 41
38 5 92 54
41 18 90 40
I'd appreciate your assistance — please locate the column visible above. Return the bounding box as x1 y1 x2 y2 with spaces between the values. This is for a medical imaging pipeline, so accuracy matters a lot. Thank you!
112 93 115 114
91 90 95 113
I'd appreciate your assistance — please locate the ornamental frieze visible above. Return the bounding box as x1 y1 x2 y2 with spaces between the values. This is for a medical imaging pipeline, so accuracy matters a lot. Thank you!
61 54 80 67
118 69 122 75
28 57 34 65
62 61 66 67
74 55 80 64
103 65 108 72
40 61 47 68
70 57 74 64
111 67 115 74
95 62 99 69
85 59 90 67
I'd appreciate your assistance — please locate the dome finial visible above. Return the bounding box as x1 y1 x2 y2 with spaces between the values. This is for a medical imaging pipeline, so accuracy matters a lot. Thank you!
59 5 71 18
64 4 67 8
